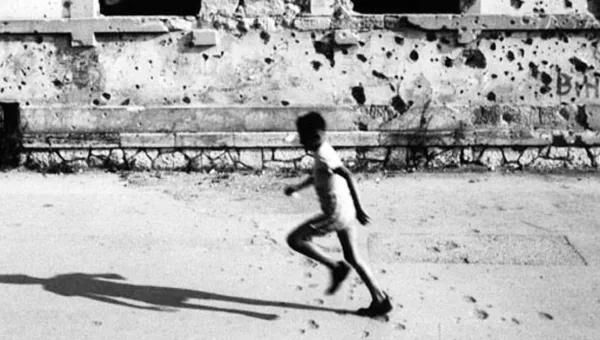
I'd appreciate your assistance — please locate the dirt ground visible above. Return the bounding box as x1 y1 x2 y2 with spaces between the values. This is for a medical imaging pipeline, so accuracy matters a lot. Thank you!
1 169 599 340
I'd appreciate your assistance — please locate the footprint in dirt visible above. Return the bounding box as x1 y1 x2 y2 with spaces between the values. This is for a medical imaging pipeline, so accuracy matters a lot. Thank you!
464 296 477 303
395 323 407 330
472 309 489 320
538 312 554 321
511 317 521 325
308 319 319 329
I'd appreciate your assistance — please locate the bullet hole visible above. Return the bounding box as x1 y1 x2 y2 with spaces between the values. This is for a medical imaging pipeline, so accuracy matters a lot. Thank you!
182 96 191 104
311 61 323 71
519 48 525 57
260 31 271 44
487 92 496 101
409 50 419 61
102 93 111 101
576 106 590 129
372 70 388 80
135 84 141 89
356 54 368 62
262 96 268 101
491 74 498 79
351 85 366 105
281 100 290 106
490 42 497 51
314 34 335 67
507 51 515 62
540 86 551 94
394 36 405 45
121 98 130 105
386 51 393 59
529 62 539 78
444 57 454 67
426 32 437 42
503 113 514 123
202 53 209 61
92 99 101 106
569 57 590 73
52 79 64 88
463 49 487 69
524 37 533 45
565 0 573 8
541 72 552 85
392 95 411 114
341 48 349 55
264 57 274 64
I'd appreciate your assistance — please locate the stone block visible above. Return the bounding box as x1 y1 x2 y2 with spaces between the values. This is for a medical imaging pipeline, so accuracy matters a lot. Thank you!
360 147 388 161
191 29 218 47
293 16 332 30
519 148 540 166
462 147 474 163
65 160 89 172
568 148 592 168
238 149 264 169
479 148 503 170
154 152 188 171
109 149 126 168
199 0 238 16
387 147 408 169
531 158 566 170
430 148 462 168
29 151 63 170
130 152 153 171
121 133 175 148
310 0 334 15
189 154 208 172
244 0 285 16
59 150 89 161
548 147 569 159
503 148 521 163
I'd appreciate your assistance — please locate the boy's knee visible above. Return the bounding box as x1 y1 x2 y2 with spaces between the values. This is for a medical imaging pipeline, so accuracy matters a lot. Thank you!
343 253 360 267
286 232 301 250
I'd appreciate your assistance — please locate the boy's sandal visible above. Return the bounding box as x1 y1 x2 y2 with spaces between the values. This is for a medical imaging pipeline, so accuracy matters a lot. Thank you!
356 292 393 317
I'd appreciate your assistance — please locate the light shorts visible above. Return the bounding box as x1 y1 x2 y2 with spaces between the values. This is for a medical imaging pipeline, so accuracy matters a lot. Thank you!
306 201 356 236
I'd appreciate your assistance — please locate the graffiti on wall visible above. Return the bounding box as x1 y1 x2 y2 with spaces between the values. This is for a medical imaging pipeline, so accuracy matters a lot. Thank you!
557 71 600 98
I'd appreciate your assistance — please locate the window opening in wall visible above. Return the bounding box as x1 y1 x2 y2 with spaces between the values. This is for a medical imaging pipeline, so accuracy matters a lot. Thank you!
351 1 460 14
0 102 21 168
100 0 201 16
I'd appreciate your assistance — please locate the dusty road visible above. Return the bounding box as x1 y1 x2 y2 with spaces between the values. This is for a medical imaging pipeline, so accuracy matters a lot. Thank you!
1 169 599 340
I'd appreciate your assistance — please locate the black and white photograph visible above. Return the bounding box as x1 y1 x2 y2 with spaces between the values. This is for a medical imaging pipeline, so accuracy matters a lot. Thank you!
1 0 600 339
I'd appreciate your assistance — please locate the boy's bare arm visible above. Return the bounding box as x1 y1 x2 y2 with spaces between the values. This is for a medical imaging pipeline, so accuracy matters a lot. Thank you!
284 176 314 195
333 166 370 225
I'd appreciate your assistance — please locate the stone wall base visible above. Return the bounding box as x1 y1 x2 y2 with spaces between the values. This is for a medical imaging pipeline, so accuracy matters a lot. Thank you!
18 146 600 173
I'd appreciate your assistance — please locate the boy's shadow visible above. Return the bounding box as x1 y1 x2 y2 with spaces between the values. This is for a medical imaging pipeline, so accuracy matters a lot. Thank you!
0 273 352 321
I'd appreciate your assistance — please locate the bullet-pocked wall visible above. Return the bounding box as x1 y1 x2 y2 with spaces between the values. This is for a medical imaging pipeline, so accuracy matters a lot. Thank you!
1 0 600 172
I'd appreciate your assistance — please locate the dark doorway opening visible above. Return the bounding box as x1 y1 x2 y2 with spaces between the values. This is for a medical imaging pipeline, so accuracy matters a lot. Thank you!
100 0 201 16
0 102 21 169
352 1 461 14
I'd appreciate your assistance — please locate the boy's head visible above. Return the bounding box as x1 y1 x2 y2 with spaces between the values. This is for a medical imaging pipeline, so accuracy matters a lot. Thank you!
296 111 327 151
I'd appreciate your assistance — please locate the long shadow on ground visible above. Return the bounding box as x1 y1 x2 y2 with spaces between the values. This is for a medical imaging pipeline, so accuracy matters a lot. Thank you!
0 273 352 321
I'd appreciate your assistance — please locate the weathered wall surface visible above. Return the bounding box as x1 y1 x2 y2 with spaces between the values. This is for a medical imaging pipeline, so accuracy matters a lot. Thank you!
1 0 600 172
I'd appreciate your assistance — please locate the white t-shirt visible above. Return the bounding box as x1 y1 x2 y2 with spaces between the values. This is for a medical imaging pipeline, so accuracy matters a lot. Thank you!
309 142 354 220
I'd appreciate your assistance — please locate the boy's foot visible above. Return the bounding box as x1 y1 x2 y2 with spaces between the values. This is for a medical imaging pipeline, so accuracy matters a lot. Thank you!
357 293 393 317
325 262 351 295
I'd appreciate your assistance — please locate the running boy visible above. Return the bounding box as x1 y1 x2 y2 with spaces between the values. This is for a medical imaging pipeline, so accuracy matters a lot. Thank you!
284 111 392 317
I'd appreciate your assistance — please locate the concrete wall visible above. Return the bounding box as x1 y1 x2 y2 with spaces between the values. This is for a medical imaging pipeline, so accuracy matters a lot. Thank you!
1 0 600 172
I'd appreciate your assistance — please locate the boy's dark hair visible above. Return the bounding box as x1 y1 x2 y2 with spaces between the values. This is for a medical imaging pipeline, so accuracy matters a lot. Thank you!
296 111 327 134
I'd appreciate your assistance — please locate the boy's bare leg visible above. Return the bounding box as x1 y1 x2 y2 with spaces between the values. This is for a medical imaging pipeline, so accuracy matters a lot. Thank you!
287 221 338 270
336 227 386 304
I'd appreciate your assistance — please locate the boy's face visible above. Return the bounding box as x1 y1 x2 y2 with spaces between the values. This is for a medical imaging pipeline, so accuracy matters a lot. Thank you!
298 129 324 151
